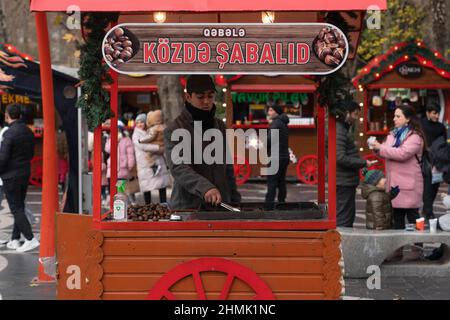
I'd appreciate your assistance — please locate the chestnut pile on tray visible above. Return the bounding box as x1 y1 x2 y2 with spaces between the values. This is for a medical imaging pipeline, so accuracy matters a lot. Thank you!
127 203 171 221
103 27 134 68
313 27 346 67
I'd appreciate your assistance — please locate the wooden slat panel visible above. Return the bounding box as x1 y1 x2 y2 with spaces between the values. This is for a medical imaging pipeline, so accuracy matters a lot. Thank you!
102 291 325 300
56 213 96 300
102 257 324 274
102 238 324 257
102 230 327 239
102 274 324 293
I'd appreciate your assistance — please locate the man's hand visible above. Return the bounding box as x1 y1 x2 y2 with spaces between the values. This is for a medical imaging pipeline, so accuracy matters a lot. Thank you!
204 188 222 206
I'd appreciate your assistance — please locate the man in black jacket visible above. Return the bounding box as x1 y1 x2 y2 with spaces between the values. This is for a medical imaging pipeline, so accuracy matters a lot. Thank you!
164 75 241 209
264 104 290 209
336 102 373 227
420 103 447 220
0 104 39 252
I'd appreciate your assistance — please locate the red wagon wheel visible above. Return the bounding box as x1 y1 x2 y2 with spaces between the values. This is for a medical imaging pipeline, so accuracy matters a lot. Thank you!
233 156 251 186
296 155 318 185
360 154 386 180
29 156 43 187
147 258 275 300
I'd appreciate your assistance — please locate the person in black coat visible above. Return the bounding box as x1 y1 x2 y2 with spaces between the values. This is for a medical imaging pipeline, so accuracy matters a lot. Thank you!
420 103 447 219
0 104 39 252
264 104 290 210
430 136 450 184
336 102 373 227
164 75 241 209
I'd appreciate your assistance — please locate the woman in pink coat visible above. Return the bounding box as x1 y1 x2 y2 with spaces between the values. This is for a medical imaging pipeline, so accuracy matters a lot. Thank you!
370 105 426 229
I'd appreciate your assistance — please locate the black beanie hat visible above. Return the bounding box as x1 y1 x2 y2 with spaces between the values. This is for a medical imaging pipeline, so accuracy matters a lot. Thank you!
271 104 284 115
186 75 216 94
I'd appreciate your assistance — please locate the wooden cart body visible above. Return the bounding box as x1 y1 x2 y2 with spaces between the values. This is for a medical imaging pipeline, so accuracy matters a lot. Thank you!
29 0 386 297
56 214 342 300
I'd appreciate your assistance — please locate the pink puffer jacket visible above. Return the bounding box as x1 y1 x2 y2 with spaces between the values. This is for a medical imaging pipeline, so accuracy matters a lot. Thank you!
378 132 424 209
105 135 136 180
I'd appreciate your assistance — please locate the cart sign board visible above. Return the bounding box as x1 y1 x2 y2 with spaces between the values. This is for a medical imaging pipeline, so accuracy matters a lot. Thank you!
103 23 349 75
396 62 423 78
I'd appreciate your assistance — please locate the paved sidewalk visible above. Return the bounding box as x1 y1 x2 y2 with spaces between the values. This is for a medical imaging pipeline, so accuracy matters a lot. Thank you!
1 183 449 300
345 277 450 300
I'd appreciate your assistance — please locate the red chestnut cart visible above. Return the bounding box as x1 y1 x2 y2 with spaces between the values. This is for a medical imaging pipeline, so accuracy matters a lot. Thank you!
30 0 386 299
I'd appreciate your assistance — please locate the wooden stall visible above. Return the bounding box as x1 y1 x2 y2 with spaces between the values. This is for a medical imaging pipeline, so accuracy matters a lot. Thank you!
30 0 387 299
352 41 450 167
0 43 78 187
226 75 320 184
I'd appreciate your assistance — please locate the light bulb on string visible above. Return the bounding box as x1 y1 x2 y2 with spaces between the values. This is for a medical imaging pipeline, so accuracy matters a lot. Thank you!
153 12 166 23
261 11 275 24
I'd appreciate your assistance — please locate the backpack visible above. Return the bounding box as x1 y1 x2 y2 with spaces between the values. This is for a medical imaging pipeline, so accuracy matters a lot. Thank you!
415 148 433 185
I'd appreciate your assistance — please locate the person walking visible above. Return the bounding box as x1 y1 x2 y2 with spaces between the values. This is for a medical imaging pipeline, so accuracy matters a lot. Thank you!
164 75 241 209
0 104 39 252
336 102 373 227
370 104 425 229
420 103 447 220
132 113 170 204
264 103 290 210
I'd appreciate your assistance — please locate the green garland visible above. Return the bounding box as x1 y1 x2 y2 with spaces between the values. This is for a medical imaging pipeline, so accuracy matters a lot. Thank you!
358 40 450 85
318 71 354 118
317 12 358 117
76 12 119 131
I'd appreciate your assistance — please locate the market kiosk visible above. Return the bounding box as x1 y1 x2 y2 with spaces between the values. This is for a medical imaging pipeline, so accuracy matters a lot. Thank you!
352 41 450 168
226 75 320 185
29 0 387 299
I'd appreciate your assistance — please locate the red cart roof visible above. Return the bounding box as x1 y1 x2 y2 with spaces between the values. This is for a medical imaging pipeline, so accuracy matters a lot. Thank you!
30 0 386 12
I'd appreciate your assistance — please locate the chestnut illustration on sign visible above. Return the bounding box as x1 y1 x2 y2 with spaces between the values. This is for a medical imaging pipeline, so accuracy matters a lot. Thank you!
313 27 346 67
103 27 140 68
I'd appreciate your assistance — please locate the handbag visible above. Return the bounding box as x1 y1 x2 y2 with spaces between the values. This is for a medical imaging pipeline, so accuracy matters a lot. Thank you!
415 148 433 185
125 166 140 195
432 172 444 184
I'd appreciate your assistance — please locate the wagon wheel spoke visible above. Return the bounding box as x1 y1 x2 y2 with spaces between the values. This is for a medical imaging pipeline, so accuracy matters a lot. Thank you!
193 272 207 300
148 258 275 300
219 273 235 300
164 291 177 300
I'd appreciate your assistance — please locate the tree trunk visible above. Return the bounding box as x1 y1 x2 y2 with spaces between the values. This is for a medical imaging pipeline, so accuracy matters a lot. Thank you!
431 0 448 57
0 0 7 43
157 75 184 123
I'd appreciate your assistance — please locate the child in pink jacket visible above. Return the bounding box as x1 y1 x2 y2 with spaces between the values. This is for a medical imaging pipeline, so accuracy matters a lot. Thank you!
105 123 137 203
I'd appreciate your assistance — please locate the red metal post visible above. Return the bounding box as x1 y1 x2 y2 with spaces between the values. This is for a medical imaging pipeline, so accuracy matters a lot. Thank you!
35 12 59 282
317 103 325 204
109 71 119 210
364 89 368 133
93 127 102 223
327 114 337 227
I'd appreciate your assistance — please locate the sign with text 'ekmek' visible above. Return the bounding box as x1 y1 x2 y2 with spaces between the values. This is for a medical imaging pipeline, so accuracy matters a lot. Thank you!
102 23 349 75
